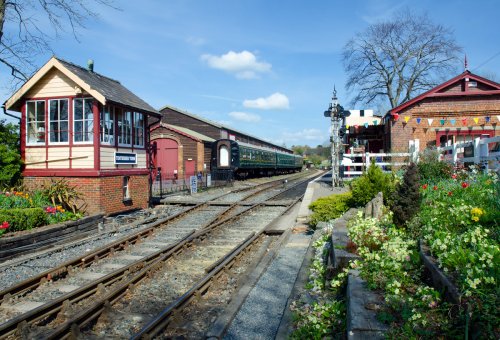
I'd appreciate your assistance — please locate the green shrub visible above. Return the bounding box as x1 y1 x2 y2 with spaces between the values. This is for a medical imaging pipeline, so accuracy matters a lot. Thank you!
417 148 453 183
308 191 352 227
0 208 47 232
349 161 394 207
391 163 421 227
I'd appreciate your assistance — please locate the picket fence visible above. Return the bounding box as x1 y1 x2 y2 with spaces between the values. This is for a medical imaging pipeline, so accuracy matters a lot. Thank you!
340 136 500 179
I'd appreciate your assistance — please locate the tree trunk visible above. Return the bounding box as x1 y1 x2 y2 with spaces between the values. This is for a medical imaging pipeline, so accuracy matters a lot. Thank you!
0 0 5 43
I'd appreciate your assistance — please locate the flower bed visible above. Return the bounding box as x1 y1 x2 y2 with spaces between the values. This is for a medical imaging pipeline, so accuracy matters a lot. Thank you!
415 168 499 338
0 189 84 237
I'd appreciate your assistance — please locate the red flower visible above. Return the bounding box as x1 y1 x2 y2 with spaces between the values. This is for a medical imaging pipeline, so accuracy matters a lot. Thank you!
0 221 9 229
433 186 438 190
448 191 453 196
461 182 469 188
45 206 57 214
422 184 428 189
451 174 457 179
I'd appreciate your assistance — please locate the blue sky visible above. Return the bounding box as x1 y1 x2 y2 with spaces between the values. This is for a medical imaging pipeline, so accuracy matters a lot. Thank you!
1 0 499 147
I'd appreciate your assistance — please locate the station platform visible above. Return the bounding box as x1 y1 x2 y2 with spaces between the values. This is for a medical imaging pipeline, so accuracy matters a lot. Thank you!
208 172 348 339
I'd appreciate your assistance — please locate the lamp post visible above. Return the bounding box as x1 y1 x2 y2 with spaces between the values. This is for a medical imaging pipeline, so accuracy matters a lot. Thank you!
324 86 347 188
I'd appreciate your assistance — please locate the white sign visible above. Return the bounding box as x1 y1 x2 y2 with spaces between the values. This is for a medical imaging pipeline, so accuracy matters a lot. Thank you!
190 176 197 194
206 174 212 187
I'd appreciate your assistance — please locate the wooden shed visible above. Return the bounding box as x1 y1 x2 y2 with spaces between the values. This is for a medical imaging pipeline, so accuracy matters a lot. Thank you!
4 57 161 215
150 122 214 180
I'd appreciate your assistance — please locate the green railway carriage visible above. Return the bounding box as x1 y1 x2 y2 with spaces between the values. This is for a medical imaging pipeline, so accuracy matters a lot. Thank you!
211 139 302 179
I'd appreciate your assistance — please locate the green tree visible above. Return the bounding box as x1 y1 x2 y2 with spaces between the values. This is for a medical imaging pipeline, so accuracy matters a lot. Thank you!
390 162 421 227
0 119 22 187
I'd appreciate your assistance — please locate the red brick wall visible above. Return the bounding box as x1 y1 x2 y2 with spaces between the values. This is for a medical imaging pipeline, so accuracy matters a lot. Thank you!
388 95 500 152
23 175 149 216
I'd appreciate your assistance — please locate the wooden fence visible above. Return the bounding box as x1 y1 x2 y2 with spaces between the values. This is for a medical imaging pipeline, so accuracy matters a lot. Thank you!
437 135 500 171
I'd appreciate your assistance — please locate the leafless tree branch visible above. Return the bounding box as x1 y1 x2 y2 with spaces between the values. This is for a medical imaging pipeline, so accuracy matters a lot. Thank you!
342 8 462 109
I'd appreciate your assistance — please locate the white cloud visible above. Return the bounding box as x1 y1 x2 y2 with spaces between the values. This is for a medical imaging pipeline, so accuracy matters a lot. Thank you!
228 111 261 123
281 129 325 142
243 92 290 110
201 50 271 79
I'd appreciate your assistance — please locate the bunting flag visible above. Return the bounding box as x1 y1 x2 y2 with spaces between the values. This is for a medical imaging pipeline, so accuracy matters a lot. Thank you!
364 122 369 128
427 118 433 126
485 116 491 123
497 115 500 122
393 113 400 121
450 119 456 125
462 118 468 126
346 124 350 129
404 116 410 123
473 117 479 124
416 118 421 124
373 120 378 125
440 119 446 126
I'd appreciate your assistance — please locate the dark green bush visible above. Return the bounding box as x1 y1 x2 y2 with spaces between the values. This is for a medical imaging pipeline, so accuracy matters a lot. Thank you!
349 161 394 207
0 208 47 232
417 148 453 183
390 163 421 227
308 191 352 227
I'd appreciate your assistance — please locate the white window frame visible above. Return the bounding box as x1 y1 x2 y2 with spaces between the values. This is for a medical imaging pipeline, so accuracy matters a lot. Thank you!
48 98 69 145
117 110 132 147
123 176 131 200
26 100 46 145
133 112 145 148
73 98 94 144
100 105 115 145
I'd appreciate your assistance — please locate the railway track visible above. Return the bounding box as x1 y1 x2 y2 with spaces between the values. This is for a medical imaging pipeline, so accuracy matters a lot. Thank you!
0 171 318 339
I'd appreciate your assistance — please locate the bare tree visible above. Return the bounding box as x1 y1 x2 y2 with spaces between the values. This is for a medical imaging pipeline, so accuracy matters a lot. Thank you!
0 0 116 87
343 9 462 109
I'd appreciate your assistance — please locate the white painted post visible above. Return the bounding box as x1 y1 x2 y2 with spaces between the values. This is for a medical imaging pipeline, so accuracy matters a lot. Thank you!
473 137 481 165
409 139 420 163
365 152 370 169
479 139 489 172
452 142 458 164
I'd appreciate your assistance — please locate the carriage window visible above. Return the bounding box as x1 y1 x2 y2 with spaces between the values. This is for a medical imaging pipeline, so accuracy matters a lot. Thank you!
219 145 229 166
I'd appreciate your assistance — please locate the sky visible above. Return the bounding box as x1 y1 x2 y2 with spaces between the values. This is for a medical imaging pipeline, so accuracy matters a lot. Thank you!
1 0 500 147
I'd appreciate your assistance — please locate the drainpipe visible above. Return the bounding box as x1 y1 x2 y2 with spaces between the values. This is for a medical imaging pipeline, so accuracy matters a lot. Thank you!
147 115 162 207
2 103 21 121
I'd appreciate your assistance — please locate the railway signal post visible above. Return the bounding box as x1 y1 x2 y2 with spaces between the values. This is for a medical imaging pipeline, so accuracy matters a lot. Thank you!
324 86 349 188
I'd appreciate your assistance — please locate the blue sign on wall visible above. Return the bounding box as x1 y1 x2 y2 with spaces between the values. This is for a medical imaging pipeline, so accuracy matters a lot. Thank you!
115 152 137 164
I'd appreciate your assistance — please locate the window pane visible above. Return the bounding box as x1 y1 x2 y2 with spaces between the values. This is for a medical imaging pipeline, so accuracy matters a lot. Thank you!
74 99 83 120
37 101 45 120
60 100 68 120
50 101 58 120
75 121 83 141
27 102 35 121
85 100 93 117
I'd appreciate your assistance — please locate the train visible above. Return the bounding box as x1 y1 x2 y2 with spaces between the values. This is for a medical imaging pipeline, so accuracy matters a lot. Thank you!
210 139 303 179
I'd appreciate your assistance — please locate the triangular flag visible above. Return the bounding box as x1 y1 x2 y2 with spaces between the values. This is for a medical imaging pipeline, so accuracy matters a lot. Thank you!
485 116 491 123
440 119 446 126
450 119 456 125
427 118 433 126
364 122 369 128
404 116 410 123
373 120 378 125
497 115 500 122
462 118 467 126
416 118 421 124
473 117 479 124
346 124 350 129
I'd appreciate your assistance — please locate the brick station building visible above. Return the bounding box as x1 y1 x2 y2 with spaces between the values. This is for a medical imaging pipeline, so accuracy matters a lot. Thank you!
384 70 500 152
4 57 161 215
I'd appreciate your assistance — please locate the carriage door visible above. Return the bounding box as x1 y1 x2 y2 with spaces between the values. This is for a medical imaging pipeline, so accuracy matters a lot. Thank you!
155 138 178 179
219 145 229 167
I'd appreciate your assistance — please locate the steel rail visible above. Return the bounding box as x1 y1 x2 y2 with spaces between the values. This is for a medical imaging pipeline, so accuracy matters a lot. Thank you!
1 174 315 339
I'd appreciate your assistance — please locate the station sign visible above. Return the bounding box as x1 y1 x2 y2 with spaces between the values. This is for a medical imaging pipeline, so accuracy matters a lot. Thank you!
114 152 137 164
